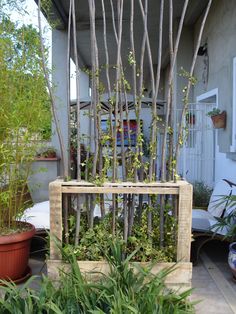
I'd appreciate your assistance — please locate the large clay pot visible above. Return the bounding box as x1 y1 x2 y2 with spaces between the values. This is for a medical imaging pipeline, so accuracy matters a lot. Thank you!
0 222 35 281
228 242 236 279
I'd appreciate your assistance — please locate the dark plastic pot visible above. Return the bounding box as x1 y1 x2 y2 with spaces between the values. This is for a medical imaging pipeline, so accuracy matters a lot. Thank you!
0 222 35 281
228 242 236 279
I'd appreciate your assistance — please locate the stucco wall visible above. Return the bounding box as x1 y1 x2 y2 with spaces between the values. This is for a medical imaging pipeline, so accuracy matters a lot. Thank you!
193 0 236 153
176 26 194 109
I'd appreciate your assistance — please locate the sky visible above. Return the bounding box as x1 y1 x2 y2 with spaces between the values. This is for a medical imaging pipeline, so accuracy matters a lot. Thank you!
8 0 52 57
7 0 77 99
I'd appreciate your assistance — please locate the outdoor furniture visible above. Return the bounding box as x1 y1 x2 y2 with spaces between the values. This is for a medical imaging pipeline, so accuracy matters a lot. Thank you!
191 179 236 264
22 200 50 231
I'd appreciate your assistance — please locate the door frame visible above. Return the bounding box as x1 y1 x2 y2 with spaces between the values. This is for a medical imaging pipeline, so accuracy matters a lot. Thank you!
196 88 218 186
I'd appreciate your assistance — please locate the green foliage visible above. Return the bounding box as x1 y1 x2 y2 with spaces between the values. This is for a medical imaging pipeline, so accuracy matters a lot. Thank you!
0 242 195 313
0 14 51 233
0 17 51 140
65 203 177 263
37 147 57 158
206 108 221 117
192 181 212 208
212 194 236 240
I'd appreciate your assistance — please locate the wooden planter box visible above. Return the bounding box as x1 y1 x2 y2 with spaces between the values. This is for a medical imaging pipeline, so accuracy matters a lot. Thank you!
48 180 193 289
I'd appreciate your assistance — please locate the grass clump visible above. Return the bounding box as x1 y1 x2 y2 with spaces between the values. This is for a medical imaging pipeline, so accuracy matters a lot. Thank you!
0 242 195 313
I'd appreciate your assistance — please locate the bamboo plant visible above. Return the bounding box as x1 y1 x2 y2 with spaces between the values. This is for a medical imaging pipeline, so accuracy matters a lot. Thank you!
0 15 51 234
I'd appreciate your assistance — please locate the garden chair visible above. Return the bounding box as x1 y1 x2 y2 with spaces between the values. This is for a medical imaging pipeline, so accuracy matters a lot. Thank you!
191 179 236 264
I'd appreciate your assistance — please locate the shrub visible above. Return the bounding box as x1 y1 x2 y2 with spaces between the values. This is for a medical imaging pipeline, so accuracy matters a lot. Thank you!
193 181 212 209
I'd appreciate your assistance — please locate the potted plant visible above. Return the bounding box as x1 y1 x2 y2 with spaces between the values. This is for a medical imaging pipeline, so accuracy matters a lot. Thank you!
207 108 226 129
0 16 51 281
36 147 57 159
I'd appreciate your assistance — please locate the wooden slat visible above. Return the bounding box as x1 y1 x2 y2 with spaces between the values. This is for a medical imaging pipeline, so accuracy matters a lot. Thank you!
49 178 193 286
49 181 63 260
61 186 179 194
177 184 193 262
61 180 189 188
62 180 95 186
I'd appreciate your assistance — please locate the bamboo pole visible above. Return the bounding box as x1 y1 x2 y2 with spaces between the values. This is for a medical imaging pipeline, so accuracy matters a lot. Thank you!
119 93 126 181
123 194 128 243
66 0 72 179
135 0 148 183
113 0 123 182
110 0 131 181
122 75 131 156
149 0 164 181
174 0 213 180
167 0 174 181
88 0 99 179
71 0 81 181
147 196 152 238
138 1 155 95
161 0 189 182
101 0 113 142
85 107 92 181
112 194 116 236
130 0 137 180
75 198 81 245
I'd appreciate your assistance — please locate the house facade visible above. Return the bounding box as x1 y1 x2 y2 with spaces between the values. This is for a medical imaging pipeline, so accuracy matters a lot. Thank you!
44 0 236 187
176 0 236 186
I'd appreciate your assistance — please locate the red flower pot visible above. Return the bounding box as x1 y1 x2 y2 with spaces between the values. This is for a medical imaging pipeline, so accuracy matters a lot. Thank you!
0 222 35 281
211 111 226 129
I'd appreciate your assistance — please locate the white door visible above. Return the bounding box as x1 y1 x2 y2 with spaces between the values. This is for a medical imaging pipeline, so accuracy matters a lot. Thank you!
178 102 215 187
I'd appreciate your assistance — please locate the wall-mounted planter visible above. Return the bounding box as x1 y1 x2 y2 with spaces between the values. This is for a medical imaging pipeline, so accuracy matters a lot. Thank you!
211 111 226 129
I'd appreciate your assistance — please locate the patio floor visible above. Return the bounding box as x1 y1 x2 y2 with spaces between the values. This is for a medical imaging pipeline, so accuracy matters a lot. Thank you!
26 241 236 313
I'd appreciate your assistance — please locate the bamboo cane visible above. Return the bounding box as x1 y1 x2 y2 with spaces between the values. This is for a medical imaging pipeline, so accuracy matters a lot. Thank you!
174 0 213 180
149 0 164 181
71 0 81 181
161 0 189 182
135 0 148 183
101 0 113 142
66 0 72 179
88 0 99 179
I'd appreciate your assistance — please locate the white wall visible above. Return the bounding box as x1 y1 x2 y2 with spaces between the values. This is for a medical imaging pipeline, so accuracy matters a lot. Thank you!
194 0 236 153
193 0 236 184
51 29 69 175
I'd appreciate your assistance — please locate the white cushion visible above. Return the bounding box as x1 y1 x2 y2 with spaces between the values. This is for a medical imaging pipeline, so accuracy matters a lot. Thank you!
192 179 236 235
207 180 234 217
21 201 50 230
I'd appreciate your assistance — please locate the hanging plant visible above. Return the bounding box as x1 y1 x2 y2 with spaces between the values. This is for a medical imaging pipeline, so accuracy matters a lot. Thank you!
207 108 226 129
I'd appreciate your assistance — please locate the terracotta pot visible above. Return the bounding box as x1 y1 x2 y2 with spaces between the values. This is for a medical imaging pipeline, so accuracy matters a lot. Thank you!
211 111 226 129
0 222 35 281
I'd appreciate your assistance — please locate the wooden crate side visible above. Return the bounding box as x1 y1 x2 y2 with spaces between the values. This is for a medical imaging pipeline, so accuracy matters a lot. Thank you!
47 259 192 288
61 186 179 195
49 181 63 259
60 180 189 187
177 184 193 262
49 179 193 281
